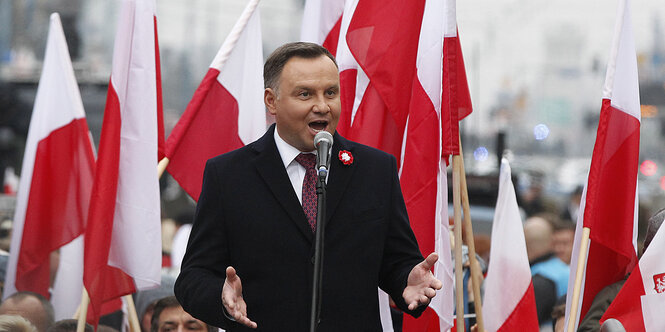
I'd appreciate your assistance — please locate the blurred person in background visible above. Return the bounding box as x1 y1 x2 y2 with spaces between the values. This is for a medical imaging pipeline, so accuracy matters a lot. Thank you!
0 291 54 332
136 274 176 332
46 319 93 332
560 186 583 223
0 314 37 332
150 296 216 332
552 219 575 265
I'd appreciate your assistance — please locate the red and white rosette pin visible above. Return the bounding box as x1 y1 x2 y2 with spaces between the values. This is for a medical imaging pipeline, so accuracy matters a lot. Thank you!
338 150 353 165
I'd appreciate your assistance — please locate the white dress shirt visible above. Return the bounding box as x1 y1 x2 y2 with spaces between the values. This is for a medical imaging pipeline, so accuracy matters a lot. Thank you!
274 129 315 205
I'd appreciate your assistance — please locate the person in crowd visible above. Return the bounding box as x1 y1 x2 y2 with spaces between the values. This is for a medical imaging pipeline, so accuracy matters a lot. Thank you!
150 296 215 332
175 42 442 331
0 292 54 332
552 219 575 265
551 296 566 332
0 314 37 332
46 319 93 332
136 274 176 332
577 207 664 332
524 215 569 328
560 186 583 223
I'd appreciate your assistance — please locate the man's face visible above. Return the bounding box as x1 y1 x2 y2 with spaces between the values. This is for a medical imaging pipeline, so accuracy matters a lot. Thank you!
0 296 47 332
265 55 341 152
553 229 575 265
156 306 207 332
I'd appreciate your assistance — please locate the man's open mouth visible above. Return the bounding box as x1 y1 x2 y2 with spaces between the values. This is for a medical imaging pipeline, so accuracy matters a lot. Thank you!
309 120 328 132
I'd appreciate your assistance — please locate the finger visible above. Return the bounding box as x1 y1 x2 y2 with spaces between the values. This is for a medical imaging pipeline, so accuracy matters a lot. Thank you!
421 252 439 269
424 287 437 298
236 315 258 329
226 266 237 281
431 277 443 290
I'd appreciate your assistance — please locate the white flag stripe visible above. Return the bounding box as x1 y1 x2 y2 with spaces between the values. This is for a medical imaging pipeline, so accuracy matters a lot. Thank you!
215 2 265 145
602 0 640 120
300 0 345 45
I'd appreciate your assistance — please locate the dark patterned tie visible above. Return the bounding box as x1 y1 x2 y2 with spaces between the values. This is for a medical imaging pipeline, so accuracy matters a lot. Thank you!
295 153 317 232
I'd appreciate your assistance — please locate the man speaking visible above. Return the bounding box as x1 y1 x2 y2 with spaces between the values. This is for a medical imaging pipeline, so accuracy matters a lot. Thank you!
175 42 442 331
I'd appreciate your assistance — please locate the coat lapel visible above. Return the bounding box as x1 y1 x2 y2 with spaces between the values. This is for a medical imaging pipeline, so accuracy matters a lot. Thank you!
325 133 356 226
252 125 314 243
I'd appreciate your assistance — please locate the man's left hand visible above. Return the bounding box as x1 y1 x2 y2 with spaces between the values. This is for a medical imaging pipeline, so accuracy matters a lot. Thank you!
403 252 443 310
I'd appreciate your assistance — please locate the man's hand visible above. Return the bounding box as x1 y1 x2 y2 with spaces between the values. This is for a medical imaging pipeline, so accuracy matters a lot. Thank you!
403 253 443 310
222 266 258 329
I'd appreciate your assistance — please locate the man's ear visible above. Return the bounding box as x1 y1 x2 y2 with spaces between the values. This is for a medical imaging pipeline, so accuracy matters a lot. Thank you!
264 88 278 115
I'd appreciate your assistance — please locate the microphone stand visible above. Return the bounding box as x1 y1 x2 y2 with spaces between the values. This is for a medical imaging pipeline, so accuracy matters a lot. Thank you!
310 173 327 332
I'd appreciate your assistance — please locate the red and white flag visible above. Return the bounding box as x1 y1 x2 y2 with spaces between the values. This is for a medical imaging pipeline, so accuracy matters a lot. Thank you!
564 0 640 329
3 13 95 319
336 0 473 330
300 0 345 56
83 0 163 324
600 218 665 331
165 0 264 201
482 159 539 332
2 167 19 194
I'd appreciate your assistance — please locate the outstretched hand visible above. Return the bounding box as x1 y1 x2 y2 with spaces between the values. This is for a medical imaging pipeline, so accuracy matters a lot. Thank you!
403 252 443 310
222 266 257 329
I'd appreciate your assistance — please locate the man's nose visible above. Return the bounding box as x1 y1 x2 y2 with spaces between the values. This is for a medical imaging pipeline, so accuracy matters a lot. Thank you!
312 95 330 113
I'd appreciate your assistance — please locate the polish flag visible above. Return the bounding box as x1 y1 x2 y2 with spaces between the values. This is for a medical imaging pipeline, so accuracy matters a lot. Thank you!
564 0 640 329
601 218 665 331
83 0 163 324
3 13 95 320
164 0 264 201
482 159 539 332
2 167 19 195
336 0 464 330
300 0 345 56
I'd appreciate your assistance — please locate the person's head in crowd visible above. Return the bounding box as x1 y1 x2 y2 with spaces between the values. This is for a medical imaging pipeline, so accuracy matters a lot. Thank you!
150 296 214 332
263 42 340 152
46 319 93 332
643 207 665 252
524 215 555 262
136 274 176 332
0 292 54 332
552 219 575 265
0 314 38 332
599 318 626 332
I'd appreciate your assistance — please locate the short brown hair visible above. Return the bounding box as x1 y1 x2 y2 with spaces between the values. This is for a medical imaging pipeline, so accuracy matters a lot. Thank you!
263 42 337 91
150 296 215 332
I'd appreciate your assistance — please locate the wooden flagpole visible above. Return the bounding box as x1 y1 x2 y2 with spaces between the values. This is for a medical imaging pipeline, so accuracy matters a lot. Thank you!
74 290 142 332
566 227 591 332
452 155 465 332
157 157 170 179
125 294 142 332
458 138 485 331
76 288 89 332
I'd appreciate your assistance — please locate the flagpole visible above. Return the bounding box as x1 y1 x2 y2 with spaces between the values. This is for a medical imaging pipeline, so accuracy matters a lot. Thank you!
76 288 90 332
452 155 465 332
566 227 591 332
125 294 141 332
458 138 485 331
157 157 170 178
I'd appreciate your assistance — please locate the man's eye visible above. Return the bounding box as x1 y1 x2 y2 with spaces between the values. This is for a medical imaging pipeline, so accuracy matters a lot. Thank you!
299 91 310 97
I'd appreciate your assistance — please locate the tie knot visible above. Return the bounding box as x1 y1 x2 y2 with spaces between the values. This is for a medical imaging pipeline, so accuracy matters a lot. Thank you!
295 153 316 170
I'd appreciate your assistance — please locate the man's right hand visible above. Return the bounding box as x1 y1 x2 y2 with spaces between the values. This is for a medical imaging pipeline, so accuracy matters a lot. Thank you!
222 266 258 329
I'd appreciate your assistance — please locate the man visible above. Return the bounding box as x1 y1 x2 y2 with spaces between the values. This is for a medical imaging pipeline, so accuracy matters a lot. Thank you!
0 291 54 332
175 42 441 331
150 296 215 332
552 220 575 265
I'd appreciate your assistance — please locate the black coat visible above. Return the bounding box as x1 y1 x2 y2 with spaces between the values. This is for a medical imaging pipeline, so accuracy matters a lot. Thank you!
175 125 425 331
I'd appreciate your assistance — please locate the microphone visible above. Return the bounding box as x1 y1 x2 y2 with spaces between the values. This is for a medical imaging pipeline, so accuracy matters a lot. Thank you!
314 131 333 180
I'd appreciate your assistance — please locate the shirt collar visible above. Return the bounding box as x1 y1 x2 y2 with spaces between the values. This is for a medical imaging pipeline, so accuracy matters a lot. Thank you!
274 128 315 168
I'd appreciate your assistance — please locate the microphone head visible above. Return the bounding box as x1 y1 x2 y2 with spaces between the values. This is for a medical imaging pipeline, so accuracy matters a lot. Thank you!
314 131 333 147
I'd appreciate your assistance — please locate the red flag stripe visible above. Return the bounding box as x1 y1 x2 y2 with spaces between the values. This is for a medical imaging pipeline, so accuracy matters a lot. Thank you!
165 68 244 200
579 101 639 320
496 284 539 332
